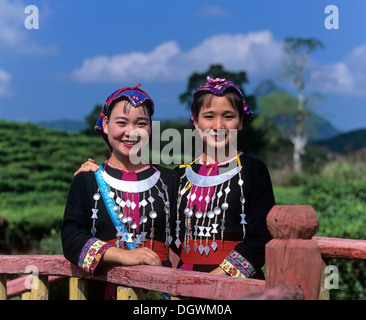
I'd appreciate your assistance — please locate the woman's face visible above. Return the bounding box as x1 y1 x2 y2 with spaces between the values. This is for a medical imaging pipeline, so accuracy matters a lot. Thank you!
103 100 151 165
193 95 243 156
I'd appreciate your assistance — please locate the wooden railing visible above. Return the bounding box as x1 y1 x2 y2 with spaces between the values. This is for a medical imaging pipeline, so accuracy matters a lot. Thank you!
1 205 365 300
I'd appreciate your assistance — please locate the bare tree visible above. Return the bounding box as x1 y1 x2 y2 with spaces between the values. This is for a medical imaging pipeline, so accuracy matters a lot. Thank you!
280 38 323 172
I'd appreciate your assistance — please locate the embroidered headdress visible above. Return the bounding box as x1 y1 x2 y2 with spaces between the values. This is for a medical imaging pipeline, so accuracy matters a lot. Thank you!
188 77 253 126
94 84 154 150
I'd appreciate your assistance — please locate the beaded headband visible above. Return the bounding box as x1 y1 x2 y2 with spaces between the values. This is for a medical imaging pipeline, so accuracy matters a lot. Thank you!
188 77 253 126
94 84 154 150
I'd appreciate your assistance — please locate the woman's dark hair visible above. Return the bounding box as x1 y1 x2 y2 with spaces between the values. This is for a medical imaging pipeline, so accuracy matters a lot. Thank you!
191 87 244 121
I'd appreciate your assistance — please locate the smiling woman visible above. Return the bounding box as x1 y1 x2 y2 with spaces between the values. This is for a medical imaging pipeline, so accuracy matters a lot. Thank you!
61 84 179 299
102 99 151 170
173 77 275 279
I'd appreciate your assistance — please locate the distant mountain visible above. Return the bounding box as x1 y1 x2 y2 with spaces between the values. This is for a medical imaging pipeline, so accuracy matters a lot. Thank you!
253 79 280 97
311 128 366 154
37 119 86 132
252 79 341 141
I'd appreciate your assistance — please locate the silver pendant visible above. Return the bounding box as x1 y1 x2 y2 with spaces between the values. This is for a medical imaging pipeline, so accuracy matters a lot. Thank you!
167 235 173 245
214 207 221 215
140 231 147 242
204 246 210 256
220 219 226 230
135 234 142 245
175 238 181 248
207 211 215 219
175 220 181 231
149 210 157 219
211 224 219 234
195 210 203 219
240 213 247 224
185 244 190 254
221 202 229 210
91 208 98 219
150 227 155 238
193 243 198 252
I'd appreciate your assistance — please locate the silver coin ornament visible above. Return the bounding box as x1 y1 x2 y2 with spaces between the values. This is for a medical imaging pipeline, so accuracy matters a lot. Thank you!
221 202 229 210
195 210 203 219
140 215 148 223
207 211 215 219
214 207 221 215
93 193 100 201
149 211 157 219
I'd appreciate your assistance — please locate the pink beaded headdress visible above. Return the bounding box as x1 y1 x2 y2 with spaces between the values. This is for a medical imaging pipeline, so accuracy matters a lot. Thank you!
94 84 154 150
188 77 253 126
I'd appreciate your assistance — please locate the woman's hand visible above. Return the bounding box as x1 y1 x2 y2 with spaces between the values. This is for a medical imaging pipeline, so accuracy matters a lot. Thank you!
74 158 100 176
209 267 227 276
103 246 162 267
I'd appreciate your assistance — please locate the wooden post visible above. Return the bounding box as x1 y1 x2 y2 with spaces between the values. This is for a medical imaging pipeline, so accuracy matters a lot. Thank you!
21 292 32 300
69 277 88 300
318 260 330 300
265 205 322 300
0 274 7 300
116 286 138 300
31 275 49 300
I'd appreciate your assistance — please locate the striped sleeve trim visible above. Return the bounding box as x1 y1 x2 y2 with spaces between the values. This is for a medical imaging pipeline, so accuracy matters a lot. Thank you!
78 237 112 275
219 250 256 278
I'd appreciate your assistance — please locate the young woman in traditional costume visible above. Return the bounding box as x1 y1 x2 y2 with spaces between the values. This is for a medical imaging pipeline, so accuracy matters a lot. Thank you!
172 77 275 279
76 77 275 281
61 85 179 298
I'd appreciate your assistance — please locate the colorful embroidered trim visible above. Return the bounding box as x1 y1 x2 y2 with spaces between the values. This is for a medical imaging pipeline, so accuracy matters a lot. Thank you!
78 237 112 275
219 250 256 278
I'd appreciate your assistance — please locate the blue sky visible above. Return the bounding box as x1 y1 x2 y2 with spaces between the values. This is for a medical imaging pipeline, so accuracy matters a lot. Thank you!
1 0 365 132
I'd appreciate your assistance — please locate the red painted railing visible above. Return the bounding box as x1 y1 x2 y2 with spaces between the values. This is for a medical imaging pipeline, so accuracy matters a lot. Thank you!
0 205 365 300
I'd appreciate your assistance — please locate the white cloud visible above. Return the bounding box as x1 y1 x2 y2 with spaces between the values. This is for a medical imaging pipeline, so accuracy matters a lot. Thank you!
195 5 229 17
0 0 58 55
0 68 12 98
312 45 366 96
72 41 181 83
71 30 283 84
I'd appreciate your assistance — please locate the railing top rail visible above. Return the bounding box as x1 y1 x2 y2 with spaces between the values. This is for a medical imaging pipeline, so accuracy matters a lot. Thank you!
0 254 265 300
313 236 366 260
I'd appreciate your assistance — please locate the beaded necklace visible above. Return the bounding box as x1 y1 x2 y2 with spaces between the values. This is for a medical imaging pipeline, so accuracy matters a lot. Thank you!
176 152 247 256
91 162 171 250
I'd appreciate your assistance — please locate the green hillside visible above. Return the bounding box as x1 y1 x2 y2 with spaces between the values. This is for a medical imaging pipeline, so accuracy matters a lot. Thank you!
312 128 366 154
0 119 109 252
